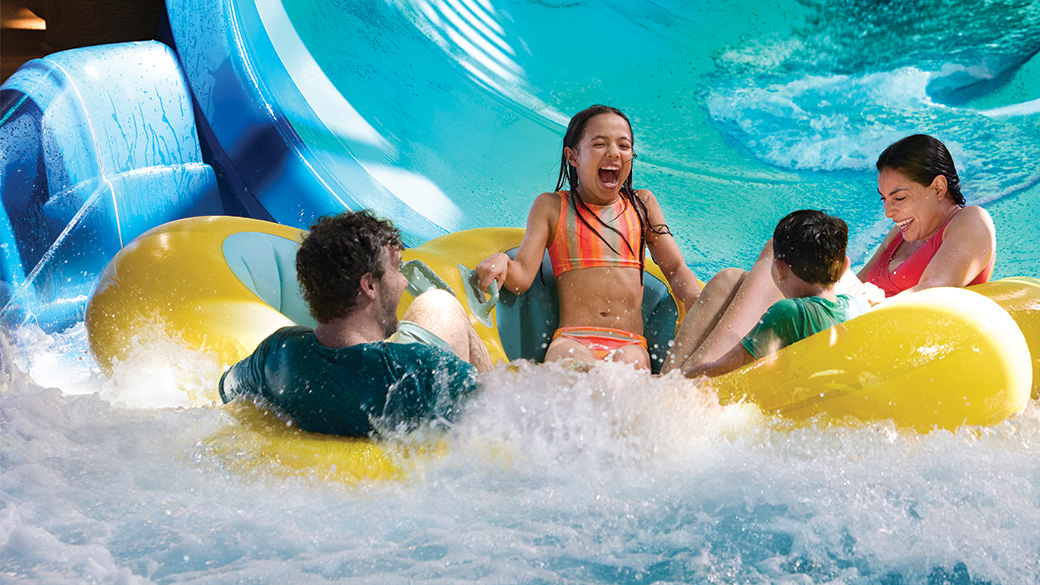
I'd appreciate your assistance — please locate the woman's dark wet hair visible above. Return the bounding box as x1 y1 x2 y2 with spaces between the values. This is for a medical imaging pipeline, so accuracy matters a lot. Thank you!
773 209 848 285
876 134 965 206
296 210 402 323
554 105 669 280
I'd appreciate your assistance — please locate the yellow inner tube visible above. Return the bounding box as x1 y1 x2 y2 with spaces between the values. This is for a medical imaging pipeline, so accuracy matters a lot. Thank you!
86 216 687 482
86 216 1037 482
712 286 1033 432
205 401 440 484
969 277 1040 399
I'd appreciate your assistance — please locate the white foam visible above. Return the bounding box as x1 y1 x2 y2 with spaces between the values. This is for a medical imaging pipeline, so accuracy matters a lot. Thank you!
980 97 1040 118
3 324 1039 583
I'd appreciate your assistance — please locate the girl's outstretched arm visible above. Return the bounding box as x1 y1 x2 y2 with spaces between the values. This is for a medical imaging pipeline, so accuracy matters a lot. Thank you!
477 192 558 294
638 189 701 310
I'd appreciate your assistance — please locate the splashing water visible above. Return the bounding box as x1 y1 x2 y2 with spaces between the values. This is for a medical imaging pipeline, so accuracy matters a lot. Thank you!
3 324 1040 584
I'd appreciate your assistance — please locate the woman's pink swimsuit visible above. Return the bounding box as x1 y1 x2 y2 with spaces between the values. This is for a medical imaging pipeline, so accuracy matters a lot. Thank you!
862 214 993 297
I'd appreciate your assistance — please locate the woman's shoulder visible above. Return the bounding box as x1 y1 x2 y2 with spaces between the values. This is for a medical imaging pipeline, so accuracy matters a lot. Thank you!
955 204 993 221
947 205 995 235
939 205 995 256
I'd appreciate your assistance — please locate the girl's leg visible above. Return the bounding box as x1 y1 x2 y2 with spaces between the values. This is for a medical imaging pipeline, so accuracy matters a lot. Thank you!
544 336 598 367
609 344 651 370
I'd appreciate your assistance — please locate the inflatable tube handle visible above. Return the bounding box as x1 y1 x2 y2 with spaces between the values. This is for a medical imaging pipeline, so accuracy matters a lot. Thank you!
457 264 498 328
402 259 456 298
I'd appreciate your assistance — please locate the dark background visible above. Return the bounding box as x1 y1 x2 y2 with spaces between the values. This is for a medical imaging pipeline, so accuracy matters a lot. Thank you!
1 1 47 83
2 0 162 83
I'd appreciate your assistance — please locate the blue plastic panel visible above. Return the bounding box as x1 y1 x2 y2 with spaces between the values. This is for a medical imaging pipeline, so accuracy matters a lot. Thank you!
0 41 221 331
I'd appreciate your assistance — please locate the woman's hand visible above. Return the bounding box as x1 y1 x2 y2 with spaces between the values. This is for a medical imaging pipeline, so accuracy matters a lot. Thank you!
476 253 510 293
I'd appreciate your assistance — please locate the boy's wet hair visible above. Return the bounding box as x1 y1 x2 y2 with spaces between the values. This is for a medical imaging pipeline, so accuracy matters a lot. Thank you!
773 210 848 285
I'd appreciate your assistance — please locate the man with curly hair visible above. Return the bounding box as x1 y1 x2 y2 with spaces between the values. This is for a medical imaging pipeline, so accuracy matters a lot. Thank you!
219 210 492 437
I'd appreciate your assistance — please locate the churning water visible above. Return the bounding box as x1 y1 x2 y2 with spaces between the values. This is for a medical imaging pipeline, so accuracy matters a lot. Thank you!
4 320 1040 584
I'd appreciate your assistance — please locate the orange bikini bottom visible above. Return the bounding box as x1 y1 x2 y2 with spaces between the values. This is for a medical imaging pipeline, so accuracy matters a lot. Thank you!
551 326 648 359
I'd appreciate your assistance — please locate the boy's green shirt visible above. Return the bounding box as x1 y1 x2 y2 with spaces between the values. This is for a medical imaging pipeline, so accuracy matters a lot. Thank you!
741 294 870 359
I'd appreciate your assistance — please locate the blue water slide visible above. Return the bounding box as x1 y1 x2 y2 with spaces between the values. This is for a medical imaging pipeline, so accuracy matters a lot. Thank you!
163 0 817 246
159 0 1040 271
163 0 567 244
0 41 220 331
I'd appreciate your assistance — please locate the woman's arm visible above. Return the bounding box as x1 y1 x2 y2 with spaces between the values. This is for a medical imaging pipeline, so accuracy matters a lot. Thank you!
899 206 996 295
476 191 558 294
638 189 702 310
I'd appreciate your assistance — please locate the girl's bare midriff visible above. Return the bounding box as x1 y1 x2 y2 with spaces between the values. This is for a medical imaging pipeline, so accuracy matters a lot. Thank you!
555 266 644 334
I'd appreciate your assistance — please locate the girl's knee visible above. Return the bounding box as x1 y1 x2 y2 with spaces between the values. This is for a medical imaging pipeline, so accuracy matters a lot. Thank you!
715 267 746 285
545 338 593 364
610 345 650 370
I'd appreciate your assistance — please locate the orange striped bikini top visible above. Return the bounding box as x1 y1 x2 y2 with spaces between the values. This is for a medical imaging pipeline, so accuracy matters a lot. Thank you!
547 190 643 276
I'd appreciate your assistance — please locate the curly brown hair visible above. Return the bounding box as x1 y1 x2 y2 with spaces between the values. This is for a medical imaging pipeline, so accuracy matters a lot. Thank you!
296 211 402 322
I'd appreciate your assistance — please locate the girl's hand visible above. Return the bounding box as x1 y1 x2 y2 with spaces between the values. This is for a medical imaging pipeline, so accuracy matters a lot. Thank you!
477 253 510 292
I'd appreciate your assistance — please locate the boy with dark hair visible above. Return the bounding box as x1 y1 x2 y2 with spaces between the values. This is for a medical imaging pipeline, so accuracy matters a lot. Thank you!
683 209 869 378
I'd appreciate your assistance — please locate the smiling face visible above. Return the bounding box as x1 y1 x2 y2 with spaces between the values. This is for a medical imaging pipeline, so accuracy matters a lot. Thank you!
877 167 952 242
564 113 633 204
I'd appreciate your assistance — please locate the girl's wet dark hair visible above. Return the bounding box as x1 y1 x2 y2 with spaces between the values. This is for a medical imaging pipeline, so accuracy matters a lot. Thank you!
773 209 848 285
296 210 402 323
554 105 669 280
876 134 965 206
